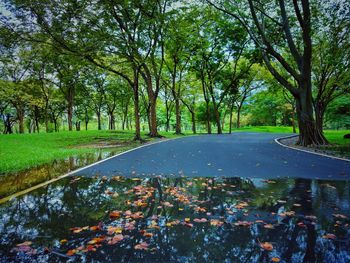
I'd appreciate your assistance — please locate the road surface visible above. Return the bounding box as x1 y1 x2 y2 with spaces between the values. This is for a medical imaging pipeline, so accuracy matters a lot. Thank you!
74 133 350 180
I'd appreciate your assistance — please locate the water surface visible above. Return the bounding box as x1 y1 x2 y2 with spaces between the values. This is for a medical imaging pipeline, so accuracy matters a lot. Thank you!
1 176 350 262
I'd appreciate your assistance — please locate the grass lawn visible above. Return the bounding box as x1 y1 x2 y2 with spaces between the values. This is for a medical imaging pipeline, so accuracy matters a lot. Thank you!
0 130 189 174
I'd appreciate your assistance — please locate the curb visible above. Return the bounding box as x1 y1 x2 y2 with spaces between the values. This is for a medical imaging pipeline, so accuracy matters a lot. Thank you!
275 134 350 162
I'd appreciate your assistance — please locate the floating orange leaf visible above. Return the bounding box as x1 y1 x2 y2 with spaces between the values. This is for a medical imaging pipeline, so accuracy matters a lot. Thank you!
260 242 273 251
134 242 149 250
108 234 124 245
322 233 336 239
109 210 122 219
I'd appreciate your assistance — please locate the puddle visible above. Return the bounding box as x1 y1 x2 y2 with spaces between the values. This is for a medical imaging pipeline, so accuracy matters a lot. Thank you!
1 176 350 262
0 148 122 199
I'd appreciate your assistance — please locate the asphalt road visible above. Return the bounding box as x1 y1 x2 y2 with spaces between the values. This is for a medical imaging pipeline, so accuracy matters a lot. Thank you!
74 133 350 180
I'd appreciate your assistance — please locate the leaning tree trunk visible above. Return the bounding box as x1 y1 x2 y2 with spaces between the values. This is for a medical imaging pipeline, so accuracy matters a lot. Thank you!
296 88 328 146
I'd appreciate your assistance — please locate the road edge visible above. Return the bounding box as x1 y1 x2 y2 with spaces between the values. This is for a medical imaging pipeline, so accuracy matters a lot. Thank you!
0 136 187 204
275 134 350 162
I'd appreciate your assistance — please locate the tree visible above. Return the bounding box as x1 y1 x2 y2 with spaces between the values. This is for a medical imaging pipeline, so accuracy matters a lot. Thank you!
209 0 328 145
312 1 350 132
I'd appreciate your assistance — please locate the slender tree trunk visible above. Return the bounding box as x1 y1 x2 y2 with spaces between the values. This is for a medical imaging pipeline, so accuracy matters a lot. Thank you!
174 98 181 134
229 103 234 134
191 111 196 134
133 69 141 141
149 96 158 137
17 106 25 134
34 106 40 133
67 89 74 131
4 114 13 134
44 104 49 133
205 101 211 134
97 111 101 130
213 104 222 134
85 109 89 131
109 112 115 130
236 105 242 129
75 121 80 131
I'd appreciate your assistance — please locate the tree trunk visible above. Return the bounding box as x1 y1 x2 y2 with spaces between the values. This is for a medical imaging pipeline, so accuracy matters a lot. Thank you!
4 114 13 134
191 111 196 134
175 98 181 134
314 102 325 133
85 109 89 131
75 121 80 131
142 68 159 137
296 88 328 146
133 69 141 141
109 112 115 130
236 105 242 129
229 103 234 134
213 104 222 134
34 106 40 133
97 111 101 130
17 106 25 134
149 97 159 137
44 105 49 133
205 101 211 134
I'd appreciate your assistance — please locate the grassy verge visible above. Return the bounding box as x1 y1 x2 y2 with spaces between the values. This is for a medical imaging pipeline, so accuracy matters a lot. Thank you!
0 130 189 174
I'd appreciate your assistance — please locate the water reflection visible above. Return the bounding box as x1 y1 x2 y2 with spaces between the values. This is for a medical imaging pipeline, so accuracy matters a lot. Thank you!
1 176 350 263
0 148 121 199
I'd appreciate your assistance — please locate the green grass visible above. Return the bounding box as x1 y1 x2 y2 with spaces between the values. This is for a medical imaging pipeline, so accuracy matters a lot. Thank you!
230 126 297 133
324 130 350 145
0 130 189 174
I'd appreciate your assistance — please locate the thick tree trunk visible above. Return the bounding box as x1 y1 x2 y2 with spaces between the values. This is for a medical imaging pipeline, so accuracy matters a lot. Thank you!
314 102 325 133
296 88 328 146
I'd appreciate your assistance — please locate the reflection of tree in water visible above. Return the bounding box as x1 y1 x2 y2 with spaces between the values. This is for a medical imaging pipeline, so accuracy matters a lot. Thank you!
1 176 350 262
